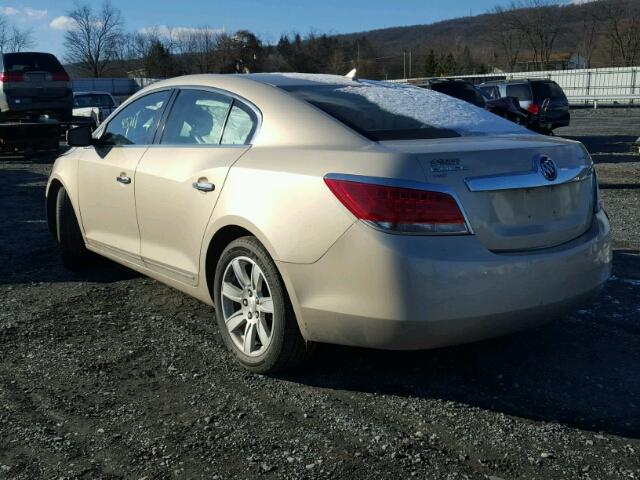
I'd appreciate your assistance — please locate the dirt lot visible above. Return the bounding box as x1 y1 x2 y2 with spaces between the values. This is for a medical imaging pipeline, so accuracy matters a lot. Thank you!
1 108 639 479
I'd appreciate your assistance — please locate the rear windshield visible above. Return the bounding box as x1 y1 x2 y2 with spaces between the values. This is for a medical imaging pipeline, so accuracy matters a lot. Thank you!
430 82 486 108
532 81 568 102
74 94 114 108
2 53 64 73
505 83 533 102
282 82 527 141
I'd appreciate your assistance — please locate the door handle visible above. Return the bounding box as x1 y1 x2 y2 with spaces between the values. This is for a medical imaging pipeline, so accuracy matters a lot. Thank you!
116 174 131 185
192 178 215 192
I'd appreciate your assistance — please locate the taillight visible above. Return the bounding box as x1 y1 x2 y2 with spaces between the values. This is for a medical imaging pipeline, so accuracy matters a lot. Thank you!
0 72 24 82
324 176 469 234
527 103 540 115
52 71 70 81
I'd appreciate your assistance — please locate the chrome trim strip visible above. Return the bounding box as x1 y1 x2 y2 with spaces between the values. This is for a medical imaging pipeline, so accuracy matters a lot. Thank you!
465 164 593 192
142 256 197 284
323 173 474 235
86 239 141 264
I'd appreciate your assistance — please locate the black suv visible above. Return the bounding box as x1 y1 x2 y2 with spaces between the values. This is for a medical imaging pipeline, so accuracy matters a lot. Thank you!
0 52 73 122
478 79 570 132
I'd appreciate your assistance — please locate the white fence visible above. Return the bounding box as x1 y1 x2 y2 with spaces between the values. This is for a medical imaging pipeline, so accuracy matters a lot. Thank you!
395 66 640 106
71 77 159 98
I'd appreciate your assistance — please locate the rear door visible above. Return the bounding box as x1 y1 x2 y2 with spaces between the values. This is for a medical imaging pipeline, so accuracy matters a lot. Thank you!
2 53 69 103
532 81 570 126
78 89 173 262
134 88 259 285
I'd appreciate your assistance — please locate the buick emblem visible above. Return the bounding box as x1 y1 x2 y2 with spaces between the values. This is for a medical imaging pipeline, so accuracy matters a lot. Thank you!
539 156 557 181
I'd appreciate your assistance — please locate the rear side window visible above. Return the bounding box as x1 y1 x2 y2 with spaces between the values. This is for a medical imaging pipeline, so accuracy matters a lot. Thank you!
74 94 114 108
161 89 232 145
533 82 568 102
221 102 258 145
478 86 499 99
3 53 64 73
102 90 171 146
506 84 532 101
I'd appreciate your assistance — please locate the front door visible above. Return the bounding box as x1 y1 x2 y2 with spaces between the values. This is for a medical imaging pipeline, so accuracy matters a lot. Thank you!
134 88 259 284
78 89 172 262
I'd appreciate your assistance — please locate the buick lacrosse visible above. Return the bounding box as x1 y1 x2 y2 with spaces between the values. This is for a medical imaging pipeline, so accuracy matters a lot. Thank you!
47 73 611 372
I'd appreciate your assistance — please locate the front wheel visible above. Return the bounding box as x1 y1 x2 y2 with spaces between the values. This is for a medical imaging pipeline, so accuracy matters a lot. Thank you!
213 237 311 373
55 187 90 269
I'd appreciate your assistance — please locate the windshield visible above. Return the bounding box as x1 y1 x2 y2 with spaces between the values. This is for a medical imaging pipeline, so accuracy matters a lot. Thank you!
74 94 115 108
282 82 527 141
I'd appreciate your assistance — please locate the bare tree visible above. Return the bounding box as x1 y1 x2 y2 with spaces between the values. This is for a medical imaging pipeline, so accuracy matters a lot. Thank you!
574 4 600 69
501 0 563 68
62 1 124 77
489 6 522 71
0 15 34 53
599 0 640 67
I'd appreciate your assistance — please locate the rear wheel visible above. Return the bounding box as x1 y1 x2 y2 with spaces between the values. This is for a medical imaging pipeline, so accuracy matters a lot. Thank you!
55 187 90 269
213 236 311 373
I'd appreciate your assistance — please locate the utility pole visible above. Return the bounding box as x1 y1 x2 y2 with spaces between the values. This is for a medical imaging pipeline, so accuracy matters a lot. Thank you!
409 50 412 78
403 51 406 79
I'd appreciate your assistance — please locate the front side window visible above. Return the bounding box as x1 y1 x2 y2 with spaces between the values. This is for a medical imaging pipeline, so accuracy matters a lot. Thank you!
221 102 258 145
161 90 232 145
102 90 170 146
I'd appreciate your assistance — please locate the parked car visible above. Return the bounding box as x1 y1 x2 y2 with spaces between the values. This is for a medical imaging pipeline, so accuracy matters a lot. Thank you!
0 52 72 122
73 91 117 127
478 79 570 133
421 79 529 126
47 74 611 373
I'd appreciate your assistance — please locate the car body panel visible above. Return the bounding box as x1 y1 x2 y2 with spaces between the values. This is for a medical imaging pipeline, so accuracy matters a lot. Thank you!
281 210 610 349
135 145 250 285
77 145 147 262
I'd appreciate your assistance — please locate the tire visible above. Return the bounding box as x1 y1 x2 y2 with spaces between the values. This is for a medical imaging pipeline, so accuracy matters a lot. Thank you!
213 236 311 373
55 187 90 269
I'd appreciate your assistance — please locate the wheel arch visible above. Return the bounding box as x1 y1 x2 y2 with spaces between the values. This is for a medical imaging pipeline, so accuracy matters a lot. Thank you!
46 178 64 237
202 221 310 339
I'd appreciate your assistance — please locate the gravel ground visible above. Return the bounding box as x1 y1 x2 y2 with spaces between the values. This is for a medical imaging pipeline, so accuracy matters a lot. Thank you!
1 109 639 479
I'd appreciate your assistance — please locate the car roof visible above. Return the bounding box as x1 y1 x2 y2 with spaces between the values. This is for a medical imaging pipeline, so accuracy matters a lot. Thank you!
147 73 367 91
479 79 555 86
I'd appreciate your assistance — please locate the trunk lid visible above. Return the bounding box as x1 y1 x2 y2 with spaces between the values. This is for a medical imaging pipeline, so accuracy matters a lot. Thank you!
380 135 594 251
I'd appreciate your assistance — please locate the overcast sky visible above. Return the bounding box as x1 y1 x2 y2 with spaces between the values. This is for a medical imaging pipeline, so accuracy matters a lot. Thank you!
1 0 585 59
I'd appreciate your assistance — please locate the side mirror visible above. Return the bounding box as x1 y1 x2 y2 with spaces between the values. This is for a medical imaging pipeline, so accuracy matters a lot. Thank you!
66 125 93 147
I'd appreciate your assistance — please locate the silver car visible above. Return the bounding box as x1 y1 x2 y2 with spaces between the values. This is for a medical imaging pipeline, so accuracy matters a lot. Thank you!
49 73 611 373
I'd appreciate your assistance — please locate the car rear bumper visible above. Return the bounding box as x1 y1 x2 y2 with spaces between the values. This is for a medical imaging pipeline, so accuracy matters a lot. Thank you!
281 210 611 350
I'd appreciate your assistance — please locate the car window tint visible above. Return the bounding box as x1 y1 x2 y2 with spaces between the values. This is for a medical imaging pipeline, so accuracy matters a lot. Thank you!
221 102 258 145
3 52 63 73
506 84 532 101
161 90 232 145
102 91 170 146
533 82 567 102
74 94 114 108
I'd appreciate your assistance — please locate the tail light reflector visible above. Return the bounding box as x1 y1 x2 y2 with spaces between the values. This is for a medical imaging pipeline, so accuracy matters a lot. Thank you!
324 177 469 234
0 72 24 82
527 103 540 115
52 71 70 81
